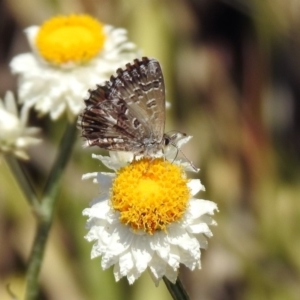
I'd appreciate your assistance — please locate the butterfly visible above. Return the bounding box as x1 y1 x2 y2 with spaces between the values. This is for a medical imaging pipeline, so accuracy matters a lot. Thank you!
78 57 186 157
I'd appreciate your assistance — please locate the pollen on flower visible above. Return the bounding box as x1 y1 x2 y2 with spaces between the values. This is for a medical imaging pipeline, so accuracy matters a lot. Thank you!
111 158 190 234
35 14 106 65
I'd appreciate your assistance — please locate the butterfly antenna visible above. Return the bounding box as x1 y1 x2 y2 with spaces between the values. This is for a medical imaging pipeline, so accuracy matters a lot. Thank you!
169 142 199 172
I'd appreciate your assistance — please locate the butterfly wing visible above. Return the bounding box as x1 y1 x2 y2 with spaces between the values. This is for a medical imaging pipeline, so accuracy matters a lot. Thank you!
79 57 166 154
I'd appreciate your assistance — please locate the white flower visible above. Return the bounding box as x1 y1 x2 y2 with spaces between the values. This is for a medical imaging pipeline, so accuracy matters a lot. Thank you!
10 14 139 120
0 91 40 159
82 137 218 285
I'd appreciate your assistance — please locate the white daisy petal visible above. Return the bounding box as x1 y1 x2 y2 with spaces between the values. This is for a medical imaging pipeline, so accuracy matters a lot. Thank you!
190 222 213 236
180 160 200 173
196 234 209 248
164 265 179 284
131 237 153 273
83 200 110 219
95 173 114 197
82 172 98 181
24 26 40 52
187 179 205 196
150 232 170 260
126 268 142 285
167 245 181 269
148 257 168 286
92 152 131 170
106 225 133 256
108 151 134 166
188 199 219 219
176 135 192 149
200 215 218 227
117 250 134 276
113 263 122 281
85 223 104 243
4 91 17 114
180 248 201 270
0 91 41 159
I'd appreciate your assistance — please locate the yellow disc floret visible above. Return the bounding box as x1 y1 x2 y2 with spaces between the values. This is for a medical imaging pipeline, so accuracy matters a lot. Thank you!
35 14 106 65
111 158 190 234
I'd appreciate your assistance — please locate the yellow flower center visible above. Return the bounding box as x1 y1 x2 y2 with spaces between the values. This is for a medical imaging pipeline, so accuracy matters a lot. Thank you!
111 158 190 234
35 14 106 65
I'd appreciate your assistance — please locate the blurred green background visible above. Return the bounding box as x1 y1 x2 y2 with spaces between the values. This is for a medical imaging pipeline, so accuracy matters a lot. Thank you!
1 0 300 299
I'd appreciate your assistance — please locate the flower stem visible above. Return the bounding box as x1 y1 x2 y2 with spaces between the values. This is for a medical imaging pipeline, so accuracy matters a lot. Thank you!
25 121 78 300
5 154 40 210
163 276 190 300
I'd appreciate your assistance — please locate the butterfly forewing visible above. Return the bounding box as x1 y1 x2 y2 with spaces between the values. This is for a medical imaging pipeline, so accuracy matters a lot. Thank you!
79 57 166 155
117 58 166 143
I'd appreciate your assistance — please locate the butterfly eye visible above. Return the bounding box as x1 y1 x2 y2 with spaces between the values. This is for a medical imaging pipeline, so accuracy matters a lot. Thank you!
164 137 170 146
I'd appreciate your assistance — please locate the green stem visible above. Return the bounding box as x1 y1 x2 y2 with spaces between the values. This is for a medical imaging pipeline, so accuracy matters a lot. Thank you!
25 121 78 300
163 276 190 300
5 154 40 211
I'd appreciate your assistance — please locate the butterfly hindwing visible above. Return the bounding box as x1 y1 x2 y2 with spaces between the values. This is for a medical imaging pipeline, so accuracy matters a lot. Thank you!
112 58 166 143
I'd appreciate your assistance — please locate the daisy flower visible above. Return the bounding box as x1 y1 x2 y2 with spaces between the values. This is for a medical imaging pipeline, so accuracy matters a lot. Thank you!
83 137 218 285
0 91 40 159
10 14 139 120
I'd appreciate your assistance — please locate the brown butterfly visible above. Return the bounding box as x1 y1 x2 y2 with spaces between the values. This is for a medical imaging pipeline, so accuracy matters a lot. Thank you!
78 57 188 159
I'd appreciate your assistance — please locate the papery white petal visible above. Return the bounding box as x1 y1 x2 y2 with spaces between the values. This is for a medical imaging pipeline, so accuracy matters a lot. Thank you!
4 91 17 114
188 199 218 219
178 159 200 173
150 232 170 260
187 179 205 196
148 256 167 285
131 236 153 273
117 251 135 279
95 172 114 196
124 268 141 285
188 222 213 237
166 245 180 269
164 265 179 283
194 234 209 249
82 172 98 180
177 135 192 148
83 200 110 220
92 153 129 170
0 91 41 159
24 26 40 52
109 151 133 166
